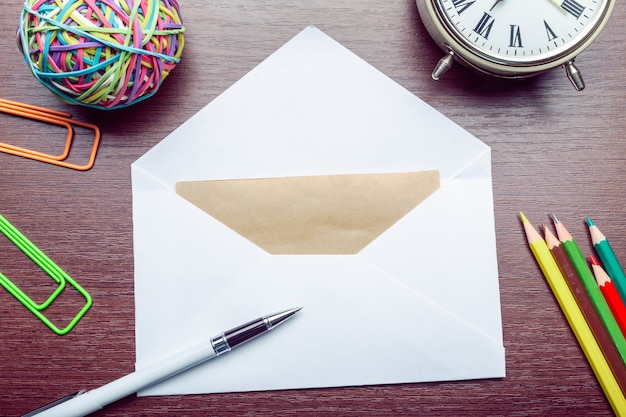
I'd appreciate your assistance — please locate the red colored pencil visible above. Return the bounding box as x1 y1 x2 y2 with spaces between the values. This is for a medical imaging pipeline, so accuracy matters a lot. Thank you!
591 255 626 338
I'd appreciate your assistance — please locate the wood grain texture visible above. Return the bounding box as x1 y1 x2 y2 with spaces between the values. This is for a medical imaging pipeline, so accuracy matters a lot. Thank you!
1 1 624 415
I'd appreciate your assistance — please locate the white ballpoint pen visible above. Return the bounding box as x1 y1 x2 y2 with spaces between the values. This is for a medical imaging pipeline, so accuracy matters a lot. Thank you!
24 307 302 417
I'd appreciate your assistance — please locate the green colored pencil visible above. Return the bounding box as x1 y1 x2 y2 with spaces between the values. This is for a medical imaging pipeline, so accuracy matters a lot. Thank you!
552 213 626 364
587 218 626 305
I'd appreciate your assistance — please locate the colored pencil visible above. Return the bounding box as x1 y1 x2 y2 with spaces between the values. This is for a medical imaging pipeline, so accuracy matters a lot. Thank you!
552 213 626 365
591 255 626 338
520 213 626 415
588 218 626 305
544 224 626 392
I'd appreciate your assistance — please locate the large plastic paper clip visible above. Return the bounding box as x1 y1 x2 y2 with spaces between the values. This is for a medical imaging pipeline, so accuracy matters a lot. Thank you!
0 213 92 334
0 98 100 170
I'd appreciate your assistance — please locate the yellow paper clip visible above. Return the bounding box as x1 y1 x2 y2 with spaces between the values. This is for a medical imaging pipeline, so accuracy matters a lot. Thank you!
0 98 101 170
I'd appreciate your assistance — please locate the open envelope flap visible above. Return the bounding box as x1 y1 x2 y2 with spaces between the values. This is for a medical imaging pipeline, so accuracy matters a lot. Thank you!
132 25 504 395
132 26 490 184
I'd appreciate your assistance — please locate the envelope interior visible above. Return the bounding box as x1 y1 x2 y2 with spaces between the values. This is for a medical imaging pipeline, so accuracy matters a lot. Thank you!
176 171 440 254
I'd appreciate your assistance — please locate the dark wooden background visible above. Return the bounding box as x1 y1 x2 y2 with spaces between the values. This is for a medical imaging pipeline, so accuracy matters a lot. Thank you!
1 1 625 415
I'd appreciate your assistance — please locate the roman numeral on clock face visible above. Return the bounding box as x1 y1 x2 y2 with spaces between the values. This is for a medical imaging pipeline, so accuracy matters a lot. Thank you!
451 0 476 14
561 0 585 18
509 25 522 47
474 12 495 39
544 20 558 41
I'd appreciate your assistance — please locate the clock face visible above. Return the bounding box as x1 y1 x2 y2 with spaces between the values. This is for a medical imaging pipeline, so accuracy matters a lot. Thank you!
434 0 609 64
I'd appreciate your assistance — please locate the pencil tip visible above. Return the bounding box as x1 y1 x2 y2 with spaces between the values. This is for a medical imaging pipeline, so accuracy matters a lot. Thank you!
549 212 559 224
586 217 595 227
519 212 528 223
589 255 600 266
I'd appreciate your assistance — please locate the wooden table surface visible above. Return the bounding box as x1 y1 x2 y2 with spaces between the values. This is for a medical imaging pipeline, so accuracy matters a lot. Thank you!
1 1 625 416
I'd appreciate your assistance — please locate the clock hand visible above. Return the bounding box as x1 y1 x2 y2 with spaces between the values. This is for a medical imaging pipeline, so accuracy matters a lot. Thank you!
489 0 503 11
548 0 568 14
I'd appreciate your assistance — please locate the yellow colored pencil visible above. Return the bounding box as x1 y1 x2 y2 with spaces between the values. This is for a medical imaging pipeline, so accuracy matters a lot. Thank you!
520 212 626 416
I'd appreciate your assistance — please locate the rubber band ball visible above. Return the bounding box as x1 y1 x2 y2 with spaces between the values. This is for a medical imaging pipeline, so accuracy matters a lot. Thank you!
17 0 185 110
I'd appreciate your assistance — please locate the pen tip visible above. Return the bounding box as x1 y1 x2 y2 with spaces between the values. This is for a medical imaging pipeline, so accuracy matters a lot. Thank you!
266 307 302 328
586 217 595 227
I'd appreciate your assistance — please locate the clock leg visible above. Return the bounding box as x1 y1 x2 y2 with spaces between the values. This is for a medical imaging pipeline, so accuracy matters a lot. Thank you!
432 51 455 80
564 60 585 91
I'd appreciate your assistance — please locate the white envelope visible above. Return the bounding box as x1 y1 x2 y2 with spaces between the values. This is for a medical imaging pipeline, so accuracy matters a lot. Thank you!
131 26 505 395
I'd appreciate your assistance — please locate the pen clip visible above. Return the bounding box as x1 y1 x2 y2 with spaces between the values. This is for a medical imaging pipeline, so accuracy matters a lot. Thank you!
22 390 84 417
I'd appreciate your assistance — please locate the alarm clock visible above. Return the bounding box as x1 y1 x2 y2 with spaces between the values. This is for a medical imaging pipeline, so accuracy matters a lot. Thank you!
416 0 615 90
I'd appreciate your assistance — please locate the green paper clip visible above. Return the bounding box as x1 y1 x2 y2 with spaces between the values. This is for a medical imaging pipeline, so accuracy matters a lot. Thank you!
0 213 92 334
